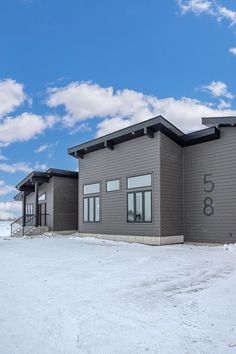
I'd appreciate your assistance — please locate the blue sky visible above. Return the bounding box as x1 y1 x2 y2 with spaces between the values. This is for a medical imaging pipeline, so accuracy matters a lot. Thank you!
1 0 236 218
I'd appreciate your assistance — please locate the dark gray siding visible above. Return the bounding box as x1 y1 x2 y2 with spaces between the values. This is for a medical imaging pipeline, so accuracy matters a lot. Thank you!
53 176 78 231
160 133 183 236
78 133 161 237
184 127 236 243
25 178 54 229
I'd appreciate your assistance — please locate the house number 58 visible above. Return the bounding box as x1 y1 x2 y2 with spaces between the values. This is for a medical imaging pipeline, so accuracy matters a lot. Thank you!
203 174 214 216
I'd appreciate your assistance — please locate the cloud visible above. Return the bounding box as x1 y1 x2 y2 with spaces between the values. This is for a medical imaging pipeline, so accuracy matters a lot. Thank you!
0 79 27 118
0 154 7 160
46 81 236 136
0 161 48 174
229 47 236 55
177 1 236 25
0 201 21 220
0 180 15 196
200 81 234 99
35 144 50 153
177 0 213 15
0 113 58 146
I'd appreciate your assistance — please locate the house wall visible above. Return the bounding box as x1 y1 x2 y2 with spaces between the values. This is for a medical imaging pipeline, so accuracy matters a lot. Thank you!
25 178 54 229
160 133 184 237
78 133 161 238
53 176 78 231
184 127 236 243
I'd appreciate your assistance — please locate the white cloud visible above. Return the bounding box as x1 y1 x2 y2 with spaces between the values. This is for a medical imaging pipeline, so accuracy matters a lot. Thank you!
0 113 58 146
0 161 48 174
217 99 232 109
0 180 15 196
0 79 27 118
177 1 236 26
35 144 50 153
0 162 32 174
0 154 7 160
0 201 21 220
200 81 234 99
229 47 236 55
46 81 236 137
177 0 213 15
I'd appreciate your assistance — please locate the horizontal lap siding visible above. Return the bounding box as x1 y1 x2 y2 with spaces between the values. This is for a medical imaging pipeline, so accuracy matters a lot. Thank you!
160 133 183 236
78 134 160 237
53 177 78 231
184 128 236 243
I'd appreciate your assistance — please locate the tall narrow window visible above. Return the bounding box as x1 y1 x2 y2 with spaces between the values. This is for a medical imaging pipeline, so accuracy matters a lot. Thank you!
89 198 94 222
84 198 88 222
127 191 152 223
128 193 135 222
83 196 100 222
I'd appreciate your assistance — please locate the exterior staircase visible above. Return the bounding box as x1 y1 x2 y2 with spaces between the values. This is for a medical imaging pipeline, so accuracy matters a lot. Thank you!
10 215 49 237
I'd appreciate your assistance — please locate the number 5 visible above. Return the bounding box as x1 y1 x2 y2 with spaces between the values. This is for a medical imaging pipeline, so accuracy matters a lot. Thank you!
204 174 214 193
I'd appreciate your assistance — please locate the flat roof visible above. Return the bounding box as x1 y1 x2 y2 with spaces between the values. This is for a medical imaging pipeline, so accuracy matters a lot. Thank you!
202 116 236 127
68 115 221 158
15 168 78 191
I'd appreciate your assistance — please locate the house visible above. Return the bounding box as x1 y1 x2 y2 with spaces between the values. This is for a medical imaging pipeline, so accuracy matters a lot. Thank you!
68 115 236 245
12 168 78 236
13 115 236 244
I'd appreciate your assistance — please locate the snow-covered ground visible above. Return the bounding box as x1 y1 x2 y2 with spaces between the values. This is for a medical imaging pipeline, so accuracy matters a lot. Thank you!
0 220 11 237
0 234 236 354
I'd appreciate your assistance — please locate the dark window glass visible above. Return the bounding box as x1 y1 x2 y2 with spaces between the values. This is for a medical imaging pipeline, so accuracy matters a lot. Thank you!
127 193 135 222
83 196 100 222
127 191 152 223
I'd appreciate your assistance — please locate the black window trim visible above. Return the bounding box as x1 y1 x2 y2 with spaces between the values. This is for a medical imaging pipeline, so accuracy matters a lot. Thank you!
83 182 101 195
106 178 121 192
127 190 152 223
126 173 152 190
83 196 101 223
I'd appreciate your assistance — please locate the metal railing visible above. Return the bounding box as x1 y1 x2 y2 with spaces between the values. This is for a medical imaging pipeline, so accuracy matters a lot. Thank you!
10 214 49 236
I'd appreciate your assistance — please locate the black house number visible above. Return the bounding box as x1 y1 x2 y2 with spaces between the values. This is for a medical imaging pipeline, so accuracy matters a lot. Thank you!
203 174 214 216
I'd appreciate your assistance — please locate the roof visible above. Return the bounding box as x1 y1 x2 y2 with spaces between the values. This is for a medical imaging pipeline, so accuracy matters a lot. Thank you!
68 115 221 159
202 116 236 127
15 168 78 192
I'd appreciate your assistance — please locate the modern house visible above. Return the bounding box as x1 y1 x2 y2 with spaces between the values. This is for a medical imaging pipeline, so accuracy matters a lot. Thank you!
12 168 78 236
13 115 236 244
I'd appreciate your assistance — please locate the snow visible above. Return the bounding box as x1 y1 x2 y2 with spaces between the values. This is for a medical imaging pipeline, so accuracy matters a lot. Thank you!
0 220 11 237
0 234 236 354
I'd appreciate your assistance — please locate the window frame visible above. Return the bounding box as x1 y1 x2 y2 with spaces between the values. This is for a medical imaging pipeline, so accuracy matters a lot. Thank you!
83 182 100 195
126 173 152 190
83 196 101 223
106 178 121 192
127 190 152 223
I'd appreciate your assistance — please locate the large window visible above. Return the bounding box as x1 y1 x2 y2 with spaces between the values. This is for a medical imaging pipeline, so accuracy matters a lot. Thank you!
83 183 100 195
106 179 120 192
127 174 152 189
127 191 152 222
83 196 100 222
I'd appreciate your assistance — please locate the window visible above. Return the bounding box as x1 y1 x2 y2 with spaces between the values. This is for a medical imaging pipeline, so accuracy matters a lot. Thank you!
83 183 100 195
26 204 33 215
83 196 100 222
127 191 152 222
106 179 120 192
38 193 46 201
127 174 152 189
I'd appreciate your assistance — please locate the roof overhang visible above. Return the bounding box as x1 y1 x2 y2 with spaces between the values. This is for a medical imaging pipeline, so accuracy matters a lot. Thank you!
68 115 221 159
202 116 236 127
16 168 78 191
